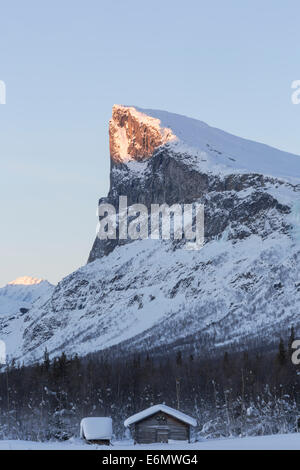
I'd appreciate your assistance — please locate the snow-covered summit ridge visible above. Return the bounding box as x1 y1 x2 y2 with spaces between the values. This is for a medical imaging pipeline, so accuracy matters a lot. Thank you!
111 105 300 182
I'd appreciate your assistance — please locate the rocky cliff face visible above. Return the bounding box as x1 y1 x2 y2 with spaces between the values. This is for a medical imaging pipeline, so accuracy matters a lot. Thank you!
88 148 292 262
109 105 176 163
88 144 292 263
1 106 300 364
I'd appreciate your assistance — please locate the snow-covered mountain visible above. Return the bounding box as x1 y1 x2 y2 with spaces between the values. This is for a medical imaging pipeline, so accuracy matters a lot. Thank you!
1 105 300 364
0 277 54 315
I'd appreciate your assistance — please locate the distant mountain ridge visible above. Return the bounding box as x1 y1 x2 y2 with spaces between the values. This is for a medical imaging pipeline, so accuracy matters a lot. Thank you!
7 276 44 286
0 277 54 360
0 277 54 316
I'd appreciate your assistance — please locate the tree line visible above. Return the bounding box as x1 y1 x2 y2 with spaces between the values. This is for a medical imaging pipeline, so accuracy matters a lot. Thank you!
0 328 299 441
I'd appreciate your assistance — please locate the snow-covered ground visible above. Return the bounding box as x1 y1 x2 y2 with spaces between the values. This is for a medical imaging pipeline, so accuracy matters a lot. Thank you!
0 434 299 450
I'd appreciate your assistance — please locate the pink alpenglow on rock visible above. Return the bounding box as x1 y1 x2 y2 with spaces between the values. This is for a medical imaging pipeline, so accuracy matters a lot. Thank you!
109 105 177 163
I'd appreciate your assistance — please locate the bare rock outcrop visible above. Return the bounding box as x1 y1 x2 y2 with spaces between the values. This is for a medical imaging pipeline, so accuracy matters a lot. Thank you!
109 104 176 163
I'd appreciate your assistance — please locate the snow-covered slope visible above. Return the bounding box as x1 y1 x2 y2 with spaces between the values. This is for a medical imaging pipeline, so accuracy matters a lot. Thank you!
1 106 300 364
19 228 300 363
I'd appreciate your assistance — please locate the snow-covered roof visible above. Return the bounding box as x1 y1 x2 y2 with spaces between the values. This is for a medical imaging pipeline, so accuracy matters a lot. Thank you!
124 404 197 427
80 417 112 440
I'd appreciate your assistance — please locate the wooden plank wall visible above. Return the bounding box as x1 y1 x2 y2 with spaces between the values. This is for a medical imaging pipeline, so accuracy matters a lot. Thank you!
134 411 189 444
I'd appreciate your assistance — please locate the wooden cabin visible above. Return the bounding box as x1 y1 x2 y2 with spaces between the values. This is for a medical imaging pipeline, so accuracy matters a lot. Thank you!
80 417 112 445
124 404 197 444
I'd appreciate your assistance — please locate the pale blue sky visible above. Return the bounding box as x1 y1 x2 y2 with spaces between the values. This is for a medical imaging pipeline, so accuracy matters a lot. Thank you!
1 0 300 286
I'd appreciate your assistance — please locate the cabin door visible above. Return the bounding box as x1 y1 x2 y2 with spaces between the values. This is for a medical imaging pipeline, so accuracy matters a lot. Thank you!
156 428 168 443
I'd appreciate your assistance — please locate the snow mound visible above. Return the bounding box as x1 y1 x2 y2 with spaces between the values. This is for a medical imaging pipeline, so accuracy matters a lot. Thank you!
80 417 112 440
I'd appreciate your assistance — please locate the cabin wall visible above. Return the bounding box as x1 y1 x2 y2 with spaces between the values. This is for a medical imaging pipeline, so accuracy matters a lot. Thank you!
133 412 189 444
